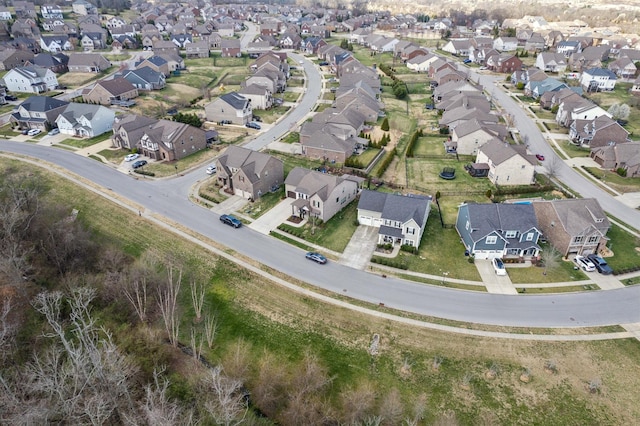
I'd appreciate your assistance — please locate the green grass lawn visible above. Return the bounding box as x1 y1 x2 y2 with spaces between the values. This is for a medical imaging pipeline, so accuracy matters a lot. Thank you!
357 147 381 167
557 140 590 158
59 132 112 149
144 146 219 177
278 201 359 253
282 91 300 102
256 106 291 124
280 132 299 143
582 167 640 194
97 147 129 163
605 223 640 272
271 151 323 176
238 189 285 219
507 260 588 284
170 69 218 88
412 134 448 156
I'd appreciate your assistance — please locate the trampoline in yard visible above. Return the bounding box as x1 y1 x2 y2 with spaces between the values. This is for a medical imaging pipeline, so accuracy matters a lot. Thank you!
439 167 456 180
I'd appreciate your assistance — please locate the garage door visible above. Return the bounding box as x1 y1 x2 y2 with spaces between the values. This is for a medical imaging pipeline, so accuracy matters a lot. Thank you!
358 215 372 226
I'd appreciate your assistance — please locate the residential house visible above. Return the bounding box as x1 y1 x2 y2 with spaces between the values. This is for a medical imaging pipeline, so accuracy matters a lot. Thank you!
0 7 12 20
68 53 110 72
524 33 545 52
39 35 72 52
82 77 138 105
40 4 63 19
569 115 629 148
493 36 518 52
591 142 640 178
533 199 610 256
580 68 617 92
152 40 179 56
608 57 637 79
556 40 581 57
486 53 522 73
112 114 158 150
448 119 503 155
238 84 272 110
55 103 114 138
475 139 537 186
278 32 302 50
441 39 471 56
170 33 192 48
81 30 106 51
406 53 438 72
535 52 567 73
10 95 68 131
569 45 610 72
204 92 252 124
556 99 609 128
439 106 499 131
138 119 207 161
0 47 34 70
29 52 68 73
72 0 97 16
220 39 241 57
121 66 166 91
525 77 569 99
185 40 209 58
215 145 284 200
455 202 541 260
135 55 169 76
2 65 58 93
357 190 431 248
13 1 37 18
285 167 359 222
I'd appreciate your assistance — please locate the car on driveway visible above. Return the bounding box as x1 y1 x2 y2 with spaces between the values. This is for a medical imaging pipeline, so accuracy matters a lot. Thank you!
132 160 147 169
206 165 217 175
586 254 613 275
536 154 545 161
220 214 242 228
305 252 327 264
125 153 139 162
27 128 42 136
574 254 596 272
47 128 60 136
492 258 507 275
245 121 261 130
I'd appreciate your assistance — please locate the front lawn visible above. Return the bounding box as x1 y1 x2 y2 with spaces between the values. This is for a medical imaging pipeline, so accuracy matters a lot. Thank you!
507 260 588 284
97 147 129 163
144 146 220 177
240 189 285 220
59 132 112 149
605 223 640 272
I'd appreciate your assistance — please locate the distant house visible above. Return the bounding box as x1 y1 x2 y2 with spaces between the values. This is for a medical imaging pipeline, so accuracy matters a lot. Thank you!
456 202 542 260
55 103 115 138
204 92 252 125
39 35 72 52
68 53 110 73
135 55 170 76
357 190 431 248
185 40 209 58
0 47 35 70
2 65 58 93
533 198 610 257
121 66 166 91
220 39 241 57
580 68 617 92
493 36 518 52
285 167 360 222
535 52 567 73
72 0 97 16
215 145 284 200
137 119 207 161
40 4 63 19
608 57 637 79
29 52 68 73
10 95 68 131
591 142 640 178
569 115 629 148
82 77 138 105
441 39 471 56
475 139 537 186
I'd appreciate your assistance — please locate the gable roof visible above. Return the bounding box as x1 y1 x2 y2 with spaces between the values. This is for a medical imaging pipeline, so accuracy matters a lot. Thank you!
478 139 536 166
285 167 353 201
218 145 279 180
220 92 249 110
93 77 136 96
358 190 431 226
464 203 539 240
18 95 68 111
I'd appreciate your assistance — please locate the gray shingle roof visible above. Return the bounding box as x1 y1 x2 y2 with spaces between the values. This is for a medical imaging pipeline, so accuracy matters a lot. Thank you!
466 203 538 241
358 190 431 226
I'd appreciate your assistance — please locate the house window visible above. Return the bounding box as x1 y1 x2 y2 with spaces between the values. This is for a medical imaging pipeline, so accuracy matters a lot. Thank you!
573 236 584 244
485 236 497 244
336 197 339 203
406 227 415 235
526 233 534 241
588 235 599 244
505 230 517 238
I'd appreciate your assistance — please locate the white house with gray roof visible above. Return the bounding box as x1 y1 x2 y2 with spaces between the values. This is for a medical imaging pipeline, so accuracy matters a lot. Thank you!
357 190 431 248
204 92 252 125
55 103 115 138
285 167 360 222
475 139 537 186
2 65 58 93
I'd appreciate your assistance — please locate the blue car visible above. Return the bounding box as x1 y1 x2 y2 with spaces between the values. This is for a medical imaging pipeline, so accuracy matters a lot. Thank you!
305 252 327 264
586 254 613 275
220 214 242 228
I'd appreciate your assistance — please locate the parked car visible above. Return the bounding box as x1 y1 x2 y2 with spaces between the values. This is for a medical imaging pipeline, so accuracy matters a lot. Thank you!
5 95 18 101
586 254 613 275
574 254 596 272
252 115 262 122
245 122 261 130
492 258 507 276
206 165 217 175
27 129 41 136
319 61 329 66
305 252 327 264
218 120 232 125
536 154 545 161
47 128 60 136
125 153 139 162
463 59 472 64
220 214 242 228
132 160 147 169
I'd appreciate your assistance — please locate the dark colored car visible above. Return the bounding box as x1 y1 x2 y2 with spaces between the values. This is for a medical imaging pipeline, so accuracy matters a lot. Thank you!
5 95 18 101
245 122 261 130
132 160 148 169
218 120 232 125
536 154 545 161
305 252 327 264
463 59 472 64
586 254 613 275
252 115 262 122
319 61 329 66
220 214 242 228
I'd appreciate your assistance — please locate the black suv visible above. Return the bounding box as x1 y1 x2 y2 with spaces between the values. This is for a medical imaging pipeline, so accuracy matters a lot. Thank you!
132 160 148 169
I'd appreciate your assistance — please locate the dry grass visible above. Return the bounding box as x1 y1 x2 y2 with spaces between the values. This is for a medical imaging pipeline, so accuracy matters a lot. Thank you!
57 72 103 87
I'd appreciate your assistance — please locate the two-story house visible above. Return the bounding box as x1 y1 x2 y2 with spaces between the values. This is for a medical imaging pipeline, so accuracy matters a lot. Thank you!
204 92 252 125
456 202 542 260
215 146 284 200
2 65 58 93
55 103 115 138
475 139 537 186
357 190 432 249
10 95 68 131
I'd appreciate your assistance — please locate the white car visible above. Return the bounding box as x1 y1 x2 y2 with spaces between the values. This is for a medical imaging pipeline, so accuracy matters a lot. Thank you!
574 255 596 272
206 165 217 175
125 153 139 162
27 128 41 136
492 258 507 276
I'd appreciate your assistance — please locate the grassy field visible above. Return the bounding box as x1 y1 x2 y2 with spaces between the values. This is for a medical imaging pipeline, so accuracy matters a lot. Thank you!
59 132 112 149
582 166 640 194
5 158 640 425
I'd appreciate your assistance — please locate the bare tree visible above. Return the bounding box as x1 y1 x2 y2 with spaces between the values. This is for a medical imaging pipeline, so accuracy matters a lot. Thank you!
545 156 562 182
0 296 15 361
339 380 376 424
540 246 561 275
190 280 205 323
204 313 217 349
123 276 149 323
139 367 193 425
251 350 288 418
404 393 428 426
221 338 252 382
157 267 182 346
203 366 248 426
379 387 404 426
190 327 203 361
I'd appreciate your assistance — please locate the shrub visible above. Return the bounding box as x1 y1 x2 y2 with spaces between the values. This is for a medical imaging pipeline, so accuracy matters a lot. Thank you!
381 117 389 131
134 169 155 177
616 168 627 177
400 244 417 254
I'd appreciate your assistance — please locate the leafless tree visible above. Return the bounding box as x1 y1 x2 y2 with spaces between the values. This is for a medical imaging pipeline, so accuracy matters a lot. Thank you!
222 338 252 382
190 327 203 361
123 276 150 324
403 393 428 426
0 296 15 361
204 313 217 349
251 350 288 418
339 380 376 424
139 367 193 425
545 156 562 182
25 288 137 424
203 366 248 426
540 246 561 276
434 409 460 426
379 387 404 426
157 267 182 346
190 279 206 322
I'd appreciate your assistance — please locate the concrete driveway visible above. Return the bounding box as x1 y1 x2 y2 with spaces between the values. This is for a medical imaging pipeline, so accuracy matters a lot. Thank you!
340 225 379 270
211 194 249 215
248 198 295 234
476 260 518 294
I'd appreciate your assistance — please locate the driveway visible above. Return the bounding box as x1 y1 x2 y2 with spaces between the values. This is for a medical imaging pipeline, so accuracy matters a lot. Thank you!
475 260 518 294
340 225 379 270
248 198 295 234
210 194 249 215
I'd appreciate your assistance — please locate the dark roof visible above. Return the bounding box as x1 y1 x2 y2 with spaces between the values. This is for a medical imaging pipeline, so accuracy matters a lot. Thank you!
125 66 163 83
358 190 431 226
18 95 68 112
465 203 538 240
220 92 248 109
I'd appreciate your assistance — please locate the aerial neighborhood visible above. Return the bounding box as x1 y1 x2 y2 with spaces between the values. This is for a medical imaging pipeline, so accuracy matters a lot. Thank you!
2 0 640 423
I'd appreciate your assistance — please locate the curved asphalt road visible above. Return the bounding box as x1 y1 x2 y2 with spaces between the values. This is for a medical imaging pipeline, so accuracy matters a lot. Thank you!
1 141 640 328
